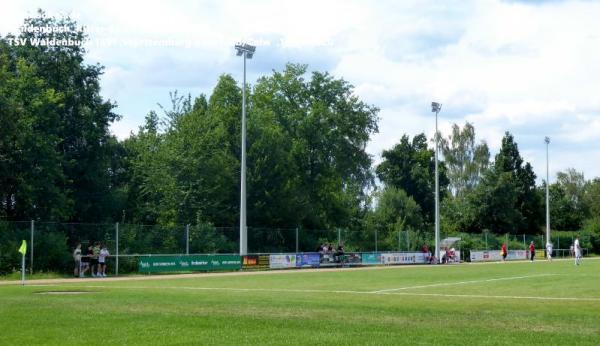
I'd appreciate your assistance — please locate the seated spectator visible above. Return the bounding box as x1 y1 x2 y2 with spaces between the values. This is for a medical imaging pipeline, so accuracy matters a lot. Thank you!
448 248 456 263
322 243 328 253
422 244 433 264
317 243 325 253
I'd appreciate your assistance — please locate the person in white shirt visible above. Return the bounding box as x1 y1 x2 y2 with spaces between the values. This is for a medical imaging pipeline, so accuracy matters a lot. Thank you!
574 236 582 266
98 245 110 277
73 244 82 277
545 242 553 262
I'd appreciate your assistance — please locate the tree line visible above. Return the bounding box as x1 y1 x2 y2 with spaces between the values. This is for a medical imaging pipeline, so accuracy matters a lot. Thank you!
1 13 599 265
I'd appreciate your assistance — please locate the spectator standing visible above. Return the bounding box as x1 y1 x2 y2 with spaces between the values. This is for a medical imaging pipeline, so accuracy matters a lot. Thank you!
99 244 110 277
574 236 582 266
91 242 101 277
501 243 507 262
73 244 82 277
80 245 93 278
529 241 535 262
546 242 553 262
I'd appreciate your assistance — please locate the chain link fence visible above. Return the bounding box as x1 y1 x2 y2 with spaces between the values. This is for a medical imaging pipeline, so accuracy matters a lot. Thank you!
1 220 597 275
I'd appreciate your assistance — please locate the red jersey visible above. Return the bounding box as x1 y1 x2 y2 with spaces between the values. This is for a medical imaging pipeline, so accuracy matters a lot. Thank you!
529 244 535 252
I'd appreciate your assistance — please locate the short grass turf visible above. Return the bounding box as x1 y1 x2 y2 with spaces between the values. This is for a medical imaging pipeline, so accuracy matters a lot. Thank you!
1 259 599 345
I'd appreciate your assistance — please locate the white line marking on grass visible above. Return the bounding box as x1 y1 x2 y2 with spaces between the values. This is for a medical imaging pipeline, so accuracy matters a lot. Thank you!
379 292 600 302
28 283 600 302
370 274 557 293
30 284 367 295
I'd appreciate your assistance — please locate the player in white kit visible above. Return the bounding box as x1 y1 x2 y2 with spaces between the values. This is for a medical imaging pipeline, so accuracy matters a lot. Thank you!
574 236 582 266
545 242 553 262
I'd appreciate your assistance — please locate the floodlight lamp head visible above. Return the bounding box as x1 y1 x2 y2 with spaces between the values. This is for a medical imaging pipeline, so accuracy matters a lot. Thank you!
235 43 256 58
545 136 550 144
431 102 442 113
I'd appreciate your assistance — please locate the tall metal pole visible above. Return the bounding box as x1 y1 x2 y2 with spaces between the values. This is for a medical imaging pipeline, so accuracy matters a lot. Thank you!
115 222 119 276
545 137 550 246
240 51 248 256
186 224 190 255
30 220 34 275
434 105 440 263
235 43 255 255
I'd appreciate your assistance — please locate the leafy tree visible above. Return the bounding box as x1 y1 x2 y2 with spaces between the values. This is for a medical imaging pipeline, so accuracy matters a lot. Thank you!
0 44 67 220
376 133 449 223
469 132 542 233
251 64 379 229
548 169 588 231
367 186 424 250
441 122 490 197
468 170 522 233
2 11 122 222
584 178 600 218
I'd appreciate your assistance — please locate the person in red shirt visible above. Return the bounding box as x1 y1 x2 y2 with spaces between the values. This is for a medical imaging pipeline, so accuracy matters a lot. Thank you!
501 243 507 262
529 241 535 262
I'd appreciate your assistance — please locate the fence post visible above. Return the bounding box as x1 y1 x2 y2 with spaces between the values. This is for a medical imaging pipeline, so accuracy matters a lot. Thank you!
523 234 526 248
115 222 119 276
542 234 544 248
186 224 190 255
485 231 488 250
30 220 34 275
398 230 401 251
406 230 410 251
296 227 299 253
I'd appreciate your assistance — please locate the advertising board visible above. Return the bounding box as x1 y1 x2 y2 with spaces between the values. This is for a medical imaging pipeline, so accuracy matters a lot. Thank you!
269 254 297 269
470 250 528 262
138 255 241 273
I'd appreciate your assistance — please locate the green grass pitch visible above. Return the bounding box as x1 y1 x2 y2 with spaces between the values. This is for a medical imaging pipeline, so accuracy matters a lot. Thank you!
1 259 599 345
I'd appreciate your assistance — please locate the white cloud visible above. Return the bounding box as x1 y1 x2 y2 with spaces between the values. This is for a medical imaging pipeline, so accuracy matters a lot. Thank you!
2 0 600 181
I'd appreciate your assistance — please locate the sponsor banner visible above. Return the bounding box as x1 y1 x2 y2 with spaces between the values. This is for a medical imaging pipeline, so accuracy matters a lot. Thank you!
320 253 337 266
361 253 381 265
242 255 270 269
381 252 429 265
470 250 527 262
508 250 528 260
138 255 241 273
343 253 362 265
269 254 297 269
297 253 321 268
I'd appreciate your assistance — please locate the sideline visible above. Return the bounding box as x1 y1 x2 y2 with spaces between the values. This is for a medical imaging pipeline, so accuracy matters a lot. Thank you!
23 281 600 303
370 273 557 293
1 256 597 286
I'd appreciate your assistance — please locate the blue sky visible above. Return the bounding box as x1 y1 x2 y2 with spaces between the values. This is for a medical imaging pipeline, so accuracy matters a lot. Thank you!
2 0 600 182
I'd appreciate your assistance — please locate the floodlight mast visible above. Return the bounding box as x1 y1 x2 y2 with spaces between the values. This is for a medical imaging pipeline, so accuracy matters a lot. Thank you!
545 136 550 247
431 102 442 264
235 42 256 256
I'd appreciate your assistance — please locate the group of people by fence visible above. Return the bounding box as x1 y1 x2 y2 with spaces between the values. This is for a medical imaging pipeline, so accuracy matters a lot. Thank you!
499 235 583 265
73 242 110 278
317 243 345 263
